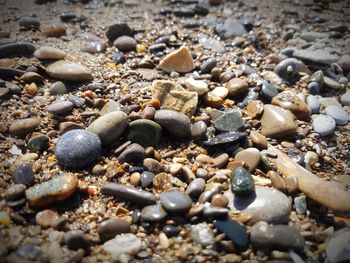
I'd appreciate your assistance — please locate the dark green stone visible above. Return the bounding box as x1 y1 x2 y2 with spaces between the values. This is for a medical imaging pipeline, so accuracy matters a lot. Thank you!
231 166 255 195
27 133 49 152
124 119 162 147
259 153 271 171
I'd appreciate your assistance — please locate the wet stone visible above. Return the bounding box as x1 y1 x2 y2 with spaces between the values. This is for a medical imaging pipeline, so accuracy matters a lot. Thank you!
261 80 278 100
204 132 246 146
12 163 35 187
274 58 302 83
312 115 336 136
190 223 214 246
143 158 163 174
308 82 320 95
65 230 91 251
227 78 249 96
28 133 49 152
98 218 131 242
118 143 146 164
214 219 249 249
162 225 180 238
140 171 155 188
55 130 102 169
141 204 168 222
124 119 162 147
191 121 207 140
160 189 192 214
214 110 244 132
234 148 260 172
200 57 217 73
48 100 74 115
231 166 255 195
68 95 85 107
203 206 229 218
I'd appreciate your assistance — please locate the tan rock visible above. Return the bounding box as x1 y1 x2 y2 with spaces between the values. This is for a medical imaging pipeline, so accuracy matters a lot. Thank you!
271 90 311 120
151 80 198 117
249 131 268 149
46 60 92 82
158 46 195 73
226 78 249 96
9 118 41 137
34 46 67 60
204 91 223 108
260 105 297 138
234 147 261 172
246 100 264 118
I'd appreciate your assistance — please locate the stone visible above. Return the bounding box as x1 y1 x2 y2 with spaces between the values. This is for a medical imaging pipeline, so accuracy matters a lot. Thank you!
212 86 228 99
49 81 68 96
103 233 141 261
87 111 128 145
225 186 292 224
204 91 224 107
308 82 320 95
260 105 297 138
12 163 35 186
4 184 26 201
100 100 122 116
0 86 10 99
214 110 244 132
261 81 278 100
152 80 198 117
211 194 229 207
143 158 163 174
261 70 282 86
249 131 268 149
190 223 214 246
9 118 41 137
28 133 49 152
68 95 84 107
59 122 84 134
293 49 339 64
0 42 35 58
325 105 348 125
124 119 162 147
25 174 78 208
269 171 287 192
213 153 229 168
141 204 167 222
234 148 260 172
65 230 91 251
141 171 155 188
338 55 350 71
160 189 192 214
35 209 60 229
299 31 329 42
226 78 249 96
184 77 209 95
113 36 137 52
118 143 146 164
154 109 191 138
294 195 307 215
43 24 66 37
191 121 207 140
319 97 342 108
19 16 40 29
201 57 217 73
274 58 302 83
214 219 249 249
307 95 320 114
250 221 304 250
231 166 255 195
312 115 336 136
34 46 66 60
48 100 74 115
55 130 102 169
325 229 350 263
186 178 205 198
158 46 195 73
246 100 264 118
216 18 247 39
98 218 130 242
204 132 246 147
46 60 92 82
20 72 44 84
340 90 350 106
101 182 157 206
106 22 133 42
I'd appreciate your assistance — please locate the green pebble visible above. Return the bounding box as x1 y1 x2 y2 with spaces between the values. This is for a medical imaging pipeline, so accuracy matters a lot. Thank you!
231 166 255 195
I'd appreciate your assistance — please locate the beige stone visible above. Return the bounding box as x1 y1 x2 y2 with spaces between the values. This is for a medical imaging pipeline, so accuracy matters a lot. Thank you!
234 147 261 172
151 80 198 117
226 78 249 96
246 100 264 118
158 46 195 73
249 131 268 149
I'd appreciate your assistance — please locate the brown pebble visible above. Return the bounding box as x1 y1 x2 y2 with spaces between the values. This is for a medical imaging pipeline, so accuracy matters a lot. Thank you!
246 100 264 118
130 172 141 186
43 24 66 37
211 194 229 207
35 209 59 228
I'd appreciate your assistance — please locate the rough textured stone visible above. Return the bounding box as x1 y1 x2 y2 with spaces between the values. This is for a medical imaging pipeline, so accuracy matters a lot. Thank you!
158 46 195 73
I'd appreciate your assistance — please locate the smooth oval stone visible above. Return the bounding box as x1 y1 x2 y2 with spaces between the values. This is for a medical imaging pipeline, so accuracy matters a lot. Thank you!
65 230 91 251
35 209 59 228
103 233 141 261
143 158 163 174
5 184 26 201
141 204 167 222
154 109 191 138
114 36 137 52
200 57 217 73
234 148 260 172
325 105 348 125
340 90 350 106
106 22 133 42
160 189 192 214
28 133 49 152
25 174 78 208
98 218 130 242
81 41 106 54
185 77 209 95
260 105 297 138
190 223 214 246
203 206 229 218
43 24 66 37
124 119 162 147
101 182 157 206
59 122 84 134
325 229 350 263
308 82 320 95
0 86 10 99
249 131 268 149
19 16 40 28
274 58 302 83
261 80 278 100
162 225 180 237
307 95 320 114
9 118 41 137
214 110 244 132
100 100 122 116
0 42 35 58
250 221 304 250
246 100 264 118
186 178 205 198
231 166 255 195
191 120 207 140
34 46 66 60
55 130 102 168
227 78 249 96
48 100 74 115
312 115 336 136
49 81 67 96
68 95 85 107
214 219 249 249
225 186 292 224
12 163 35 186
19 72 44 83
118 143 146 164
46 60 92 82
0 67 26 79
87 111 128 145
141 171 155 188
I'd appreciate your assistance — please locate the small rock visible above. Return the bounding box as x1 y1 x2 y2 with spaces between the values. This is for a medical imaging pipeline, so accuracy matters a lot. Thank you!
19 16 40 29
212 86 228 99
214 110 244 132
293 49 339 64
118 143 146 164
307 95 320 114
12 163 35 186
140 171 155 188
211 194 229 207
158 46 195 73
28 133 49 152
124 119 162 147
186 178 205 198
34 46 66 60
325 229 350 263
214 219 249 249
246 100 264 118
216 18 247 39
274 58 302 83
9 118 41 137
0 42 35 58
103 233 141 261
143 158 163 174
325 105 348 125
154 109 191 138
226 78 249 96
5 184 26 201
35 209 59 228
184 77 209 95
141 204 167 222
49 81 68 96
200 57 217 73
231 166 255 195
249 131 268 149
234 148 260 172
106 22 133 42
46 60 92 82
261 80 278 100
312 115 336 136
48 100 74 115
43 24 66 37
65 230 91 251
160 189 192 214
340 90 350 106
114 36 137 52
294 195 307 215
308 82 320 95
98 218 130 242
190 223 214 246
191 121 207 140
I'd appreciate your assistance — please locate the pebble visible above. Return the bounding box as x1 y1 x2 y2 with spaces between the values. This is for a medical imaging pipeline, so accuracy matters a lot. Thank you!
5 184 26 201
0 42 35 58
46 60 92 82
325 229 350 263
325 105 348 125
34 46 66 60
28 133 49 152
226 78 249 96
249 131 268 149
43 24 66 37
200 57 217 73
204 132 246 146
98 218 130 242
87 111 128 145
191 121 207 140
55 130 102 168
12 163 35 186
162 225 180 238
214 219 249 249
65 230 91 251
293 49 339 64
25 174 78 208
158 46 195 73
59 122 84 134
49 81 68 96
214 110 244 132
124 119 162 147
186 178 205 198
140 171 155 188
312 115 336 136
19 16 40 29
231 166 255 195
211 86 228 99
143 158 163 174
340 90 350 106
190 223 214 246
48 100 74 115
154 109 191 138
101 182 157 206
234 148 260 172
152 80 198 117
319 97 342 108
9 118 41 137
274 58 301 83
211 194 229 207
294 195 307 215
213 153 229 168
141 204 168 222
260 105 297 138
35 209 59 228
269 171 287 192
184 77 209 95
250 221 305 250
338 55 350 71
307 95 320 114
225 186 292 224
103 233 142 261
114 36 137 52
261 80 278 100
216 18 247 39
246 100 264 118
299 31 329 42
160 189 192 214
118 143 146 164
308 82 320 95
106 22 133 42
68 95 85 107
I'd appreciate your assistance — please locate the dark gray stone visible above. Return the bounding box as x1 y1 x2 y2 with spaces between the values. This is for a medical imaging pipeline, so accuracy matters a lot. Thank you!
65 230 91 251
106 22 133 42
214 110 244 132
160 189 192 214
118 143 146 164
261 81 278 100
0 42 35 58
140 171 155 188
214 219 248 249
98 218 130 242
141 204 167 222
12 163 35 186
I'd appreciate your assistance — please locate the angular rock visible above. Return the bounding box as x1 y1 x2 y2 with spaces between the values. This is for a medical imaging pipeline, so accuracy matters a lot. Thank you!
214 110 244 132
118 143 146 164
231 166 255 195
158 46 195 73
103 233 141 261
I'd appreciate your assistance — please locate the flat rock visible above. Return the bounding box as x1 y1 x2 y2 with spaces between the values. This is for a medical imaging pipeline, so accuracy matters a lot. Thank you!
47 100 74 115
160 188 192 214
46 60 92 82
293 49 339 64
154 109 191 138
25 174 78 208
312 115 336 136
98 218 130 242
158 46 195 73
231 166 255 195
225 186 292 224
214 219 249 249
34 46 66 60
103 233 141 261
9 118 41 137
299 31 329 42
260 105 297 138
0 42 35 58
214 110 244 132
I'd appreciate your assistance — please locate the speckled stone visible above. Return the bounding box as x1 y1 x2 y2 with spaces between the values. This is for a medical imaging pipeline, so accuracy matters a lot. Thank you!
103 233 142 261
55 130 102 169
231 166 255 195
214 110 244 132
160 189 192 214
190 223 214 246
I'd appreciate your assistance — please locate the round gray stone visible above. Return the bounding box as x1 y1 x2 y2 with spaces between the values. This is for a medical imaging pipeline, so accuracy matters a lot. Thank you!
307 95 320 114
47 100 74 115
141 204 167 222
325 105 348 125
312 115 336 136
154 109 191 138
160 189 192 214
